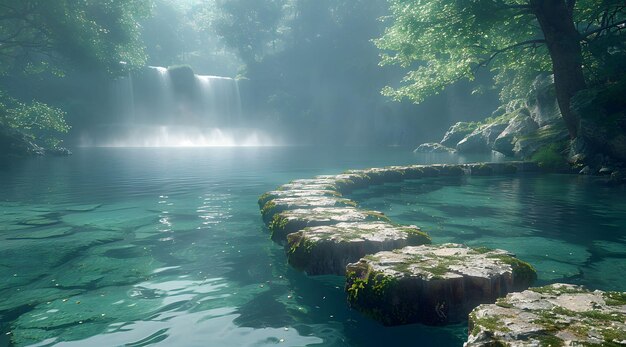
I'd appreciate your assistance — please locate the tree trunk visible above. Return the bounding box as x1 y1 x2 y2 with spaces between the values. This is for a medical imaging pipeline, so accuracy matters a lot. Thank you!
530 0 586 139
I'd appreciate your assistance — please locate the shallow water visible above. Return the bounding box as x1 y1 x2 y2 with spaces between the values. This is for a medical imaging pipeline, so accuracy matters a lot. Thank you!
0 148 624 347
350 174 626 290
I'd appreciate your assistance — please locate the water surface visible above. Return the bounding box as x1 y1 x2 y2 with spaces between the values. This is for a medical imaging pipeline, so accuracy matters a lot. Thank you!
0 148 623 347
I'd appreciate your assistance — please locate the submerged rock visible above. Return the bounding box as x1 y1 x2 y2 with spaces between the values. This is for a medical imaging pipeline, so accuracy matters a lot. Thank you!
286 222 431 275
345 244 536 326
269 207 389 242
413 143 457 154
466 283 626 347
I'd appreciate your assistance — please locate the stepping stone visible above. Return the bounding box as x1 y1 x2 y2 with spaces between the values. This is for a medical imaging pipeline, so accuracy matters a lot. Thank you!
278 179 339 192
466 283 626 347
316 173 372 192
345 244 536 326
258 189 340 208
269 207 389 242
286 222 431 275
260 196 356 223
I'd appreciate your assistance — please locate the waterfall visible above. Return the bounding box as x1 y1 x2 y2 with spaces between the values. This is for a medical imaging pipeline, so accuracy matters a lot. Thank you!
196 75 242 127
150 66 174 124
86 66 273 147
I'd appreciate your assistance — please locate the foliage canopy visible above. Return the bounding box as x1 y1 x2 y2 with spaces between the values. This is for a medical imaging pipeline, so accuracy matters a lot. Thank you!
375 0 626 104
0 0 152 148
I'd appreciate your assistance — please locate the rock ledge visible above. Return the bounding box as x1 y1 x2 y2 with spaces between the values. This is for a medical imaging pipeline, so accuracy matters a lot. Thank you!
466 283 626 347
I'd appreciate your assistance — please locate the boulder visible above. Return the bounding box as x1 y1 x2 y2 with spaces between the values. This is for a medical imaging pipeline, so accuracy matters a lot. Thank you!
526 74 562 126
492 111 539 156
441 122 477 148
466 283 626 347
512 123 569 158
345 244 536 326
457 123 508 154
413 143 457 153
269 207 389 242
287 222 431 275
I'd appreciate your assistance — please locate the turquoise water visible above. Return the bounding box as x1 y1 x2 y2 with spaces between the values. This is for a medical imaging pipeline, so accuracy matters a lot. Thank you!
0 148 624 347
350 175 626 291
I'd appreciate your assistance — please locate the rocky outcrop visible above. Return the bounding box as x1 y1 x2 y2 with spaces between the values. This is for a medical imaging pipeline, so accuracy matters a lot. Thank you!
414 74 572 160
457 122 509 153
345 244 536 326
466 283 626 347
512 123 569 159
413 142 456 153
287 222 431 275
440 122 476 148
492 110 539 156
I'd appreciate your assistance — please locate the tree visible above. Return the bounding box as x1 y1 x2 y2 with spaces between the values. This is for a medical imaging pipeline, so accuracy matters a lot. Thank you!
0 0 152 147
376 0 626 139
198 0 286 64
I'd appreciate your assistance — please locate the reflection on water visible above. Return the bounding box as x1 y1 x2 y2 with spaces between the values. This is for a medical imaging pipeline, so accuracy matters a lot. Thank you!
0 148 623 347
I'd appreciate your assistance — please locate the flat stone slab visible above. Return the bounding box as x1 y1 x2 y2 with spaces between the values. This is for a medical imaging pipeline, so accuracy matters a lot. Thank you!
269 207 390 242
278 181 338 192
345 244 536 326
258 189 340 208
286 222 431 276
261 196 356 222
466 283 626 347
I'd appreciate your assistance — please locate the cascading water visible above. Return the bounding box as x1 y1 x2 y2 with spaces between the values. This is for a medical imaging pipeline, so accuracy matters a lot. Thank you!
85 66 274 147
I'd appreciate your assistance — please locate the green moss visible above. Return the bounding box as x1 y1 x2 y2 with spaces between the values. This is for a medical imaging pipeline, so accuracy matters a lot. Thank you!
287 233 316 270
532 309 569 332
258 192 273 207
260 201 277 221
488 254 536 288
472 246 493 254
366 211 390 222
529 285 587 295
603 292 626 306
579 310 623 322
402 227 431 245
531 142 568 171
470 313 510 336
535 333 565 347
269 214 288 234
601 327 626 345
425 263 451 279
495 297 513 308
346 269 401 324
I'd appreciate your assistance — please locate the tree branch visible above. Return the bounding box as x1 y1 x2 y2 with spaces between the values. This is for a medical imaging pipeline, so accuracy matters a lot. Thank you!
477 39 546 69
581 19 626 41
